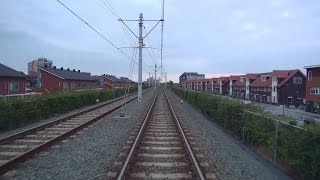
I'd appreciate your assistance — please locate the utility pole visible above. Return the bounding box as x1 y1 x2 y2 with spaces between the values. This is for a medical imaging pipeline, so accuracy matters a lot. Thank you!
119 12 164 101
138 13 143 102
165 72 167 88
148 72 151 88
154 64 157 89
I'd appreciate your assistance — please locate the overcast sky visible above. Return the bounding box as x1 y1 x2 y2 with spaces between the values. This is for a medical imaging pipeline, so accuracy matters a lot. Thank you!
1 0 320 82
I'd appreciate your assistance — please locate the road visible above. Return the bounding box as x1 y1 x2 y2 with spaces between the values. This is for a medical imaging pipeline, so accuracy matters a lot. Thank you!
251 101 320 124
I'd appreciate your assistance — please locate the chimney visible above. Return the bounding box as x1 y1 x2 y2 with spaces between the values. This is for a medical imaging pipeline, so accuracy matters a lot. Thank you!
53 66 56 69
67 68 70 71
73 69 75 72
61 67 63 71
78 70 80 73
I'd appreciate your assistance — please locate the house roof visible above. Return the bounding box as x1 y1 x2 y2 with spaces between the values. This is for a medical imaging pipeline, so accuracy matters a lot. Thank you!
0 63 26 78
250 73 272 87
246 73 260 80
120 77 136 83
104 75 125 82
304 65 320 69
273 70 291 78
277 69 304 87
229 75 242 81
40 67 95 81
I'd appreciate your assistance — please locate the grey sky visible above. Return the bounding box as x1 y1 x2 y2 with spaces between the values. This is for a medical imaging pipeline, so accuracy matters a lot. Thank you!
0 0 320 82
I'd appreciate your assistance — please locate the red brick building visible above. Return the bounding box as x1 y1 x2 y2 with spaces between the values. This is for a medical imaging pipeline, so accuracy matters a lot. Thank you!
0 63 26 96
305 65 320 112
219 77 229 95
231 75 246 98
38 67 98 93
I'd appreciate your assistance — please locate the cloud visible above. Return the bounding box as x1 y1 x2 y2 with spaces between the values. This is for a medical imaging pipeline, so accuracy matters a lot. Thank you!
242 22 256 31
232 9 247 19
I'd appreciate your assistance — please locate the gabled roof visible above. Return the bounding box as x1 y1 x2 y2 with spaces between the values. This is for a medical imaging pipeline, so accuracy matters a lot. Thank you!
0 63 26 78
277 69 305 87
39 67 95 81
246 73 260 80
120 77 136 83
229 75 242 81
104 75 124 82
273 70 291 78
250 72 272 87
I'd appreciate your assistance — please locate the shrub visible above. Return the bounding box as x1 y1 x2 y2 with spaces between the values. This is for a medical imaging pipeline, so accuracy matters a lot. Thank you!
0 86 141 131
170 86 320 179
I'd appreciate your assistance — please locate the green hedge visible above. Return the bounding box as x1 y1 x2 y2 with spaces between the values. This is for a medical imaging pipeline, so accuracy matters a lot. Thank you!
0 86 142 131
170 86 320 180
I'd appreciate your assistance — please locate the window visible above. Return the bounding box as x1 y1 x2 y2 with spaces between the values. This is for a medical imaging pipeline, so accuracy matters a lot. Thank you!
9 81 19 92
71 82 76 89
63 82 68 90
83 83 86 88
310 87 320 95
293 77 302 84
308 71 312 80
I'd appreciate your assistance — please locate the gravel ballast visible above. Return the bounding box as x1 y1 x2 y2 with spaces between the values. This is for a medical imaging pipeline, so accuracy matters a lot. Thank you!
166 89 291 180
6 90 156 180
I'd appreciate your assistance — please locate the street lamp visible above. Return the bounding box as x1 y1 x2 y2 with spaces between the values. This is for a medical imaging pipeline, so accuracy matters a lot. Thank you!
282 84 289 116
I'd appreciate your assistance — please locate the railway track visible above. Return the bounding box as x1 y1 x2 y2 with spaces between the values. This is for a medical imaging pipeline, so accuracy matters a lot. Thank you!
0 89 150 175
108 88 212 179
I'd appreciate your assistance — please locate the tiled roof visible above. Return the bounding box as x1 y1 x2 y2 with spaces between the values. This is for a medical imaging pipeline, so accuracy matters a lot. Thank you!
220 76 229 81
40 67 95 81
0 63 26 78
273 70 290 78
229 75 242 81
120 77 136 83
250 73 272 87
233 80 245 87
105 75 124 82
277 69 303 87
246 73 260 80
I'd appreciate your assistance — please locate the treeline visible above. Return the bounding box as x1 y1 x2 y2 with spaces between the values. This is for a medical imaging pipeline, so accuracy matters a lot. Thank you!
170 86 320 180
0 87 140 131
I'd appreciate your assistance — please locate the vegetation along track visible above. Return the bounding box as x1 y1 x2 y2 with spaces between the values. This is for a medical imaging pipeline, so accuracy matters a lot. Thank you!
0 89 151 175
109 88 215 179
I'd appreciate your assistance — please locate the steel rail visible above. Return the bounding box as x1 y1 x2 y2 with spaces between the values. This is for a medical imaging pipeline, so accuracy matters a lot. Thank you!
0 89 151 175
116 89 159 180
164 90 205 180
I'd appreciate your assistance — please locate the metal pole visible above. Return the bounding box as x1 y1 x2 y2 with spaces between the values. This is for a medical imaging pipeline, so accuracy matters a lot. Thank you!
138 13 143 101
165 72 167 88
154 64 157 89
274 120 279 163
149 72 151 88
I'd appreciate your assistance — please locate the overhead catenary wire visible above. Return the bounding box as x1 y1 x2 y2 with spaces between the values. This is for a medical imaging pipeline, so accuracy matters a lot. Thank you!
56 0 152 73
160 0 165 82
143 27 159 66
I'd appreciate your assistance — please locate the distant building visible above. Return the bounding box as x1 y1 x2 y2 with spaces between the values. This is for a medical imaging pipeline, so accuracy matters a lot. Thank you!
249 70 306 106
120 77 136 86
179 72 205 88
305 65 320 112
38 66 98 93
0 63 26 95
94 74 128 89
28 57 53 77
